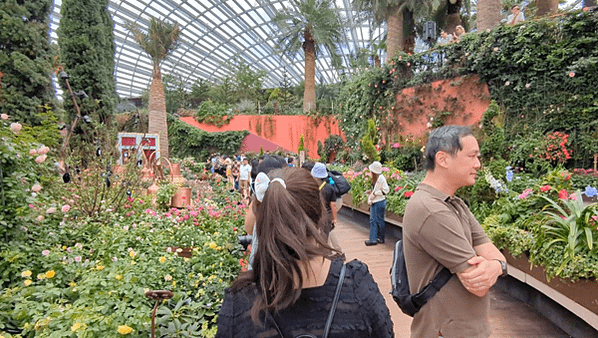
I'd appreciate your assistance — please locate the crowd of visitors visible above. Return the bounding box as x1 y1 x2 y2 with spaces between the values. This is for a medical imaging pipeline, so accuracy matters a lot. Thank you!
211 126 509 337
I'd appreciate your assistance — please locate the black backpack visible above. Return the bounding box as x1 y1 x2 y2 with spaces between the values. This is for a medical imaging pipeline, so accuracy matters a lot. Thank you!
390 239 452 317
326 170 351 196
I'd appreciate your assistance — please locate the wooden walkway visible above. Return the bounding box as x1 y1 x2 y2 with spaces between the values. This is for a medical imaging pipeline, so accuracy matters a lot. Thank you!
334 212 573 338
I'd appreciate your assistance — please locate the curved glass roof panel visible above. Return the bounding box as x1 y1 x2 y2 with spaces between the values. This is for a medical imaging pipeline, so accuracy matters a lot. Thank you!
50 0 386 98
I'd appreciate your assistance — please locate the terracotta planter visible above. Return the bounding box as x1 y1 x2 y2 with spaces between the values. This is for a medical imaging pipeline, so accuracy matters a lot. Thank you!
171 187 192 208
165 247 193 258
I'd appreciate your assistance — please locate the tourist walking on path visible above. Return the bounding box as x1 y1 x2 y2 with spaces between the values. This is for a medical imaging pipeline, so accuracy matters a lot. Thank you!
365 161 389 246
216 167 394 337
402 125 507 337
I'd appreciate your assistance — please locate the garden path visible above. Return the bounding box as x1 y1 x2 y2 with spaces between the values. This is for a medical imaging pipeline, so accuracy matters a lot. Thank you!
334 213 573 338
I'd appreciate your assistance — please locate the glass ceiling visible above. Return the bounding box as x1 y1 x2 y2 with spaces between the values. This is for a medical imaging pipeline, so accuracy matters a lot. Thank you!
50 0 386 99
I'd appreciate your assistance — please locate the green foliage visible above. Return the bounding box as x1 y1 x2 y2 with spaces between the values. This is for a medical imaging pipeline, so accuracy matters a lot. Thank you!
195 101 233 127
260 146 264 157
0 0 55 125
338 10 598 169
361 119 380 162
57 0 118 125
168 117 248 161
156 181 177 211
380 139 425 172
298 135 305 153
234 99 257 115
317 140 327 163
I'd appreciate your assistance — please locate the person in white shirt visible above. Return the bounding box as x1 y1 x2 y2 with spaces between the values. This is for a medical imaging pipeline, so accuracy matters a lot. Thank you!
364 161 390 246
239 157 252 199
507 5 525 25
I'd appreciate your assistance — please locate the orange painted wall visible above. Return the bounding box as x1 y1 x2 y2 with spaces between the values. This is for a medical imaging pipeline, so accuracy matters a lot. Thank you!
392 75 491 139
179 115 343 159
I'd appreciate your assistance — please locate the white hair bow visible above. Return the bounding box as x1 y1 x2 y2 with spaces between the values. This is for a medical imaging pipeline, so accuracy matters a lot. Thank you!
254 172 286 202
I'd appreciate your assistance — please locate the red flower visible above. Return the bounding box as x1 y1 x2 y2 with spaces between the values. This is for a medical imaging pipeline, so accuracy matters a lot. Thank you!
540 185 551 192
404 191 414 198
558 189 569 200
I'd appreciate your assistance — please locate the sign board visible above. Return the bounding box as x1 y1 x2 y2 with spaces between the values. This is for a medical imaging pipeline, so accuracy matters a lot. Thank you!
117 133 160 165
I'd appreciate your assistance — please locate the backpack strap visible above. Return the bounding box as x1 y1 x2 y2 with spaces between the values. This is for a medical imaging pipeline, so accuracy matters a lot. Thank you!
323 262 346 338
319 181 327 190
267 262 347 338
411 267 452 309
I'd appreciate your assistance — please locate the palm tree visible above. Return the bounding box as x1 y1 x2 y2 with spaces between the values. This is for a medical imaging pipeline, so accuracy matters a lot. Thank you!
272 0 346 113
476 0 502 32
352 0 440 60
126 18 181 160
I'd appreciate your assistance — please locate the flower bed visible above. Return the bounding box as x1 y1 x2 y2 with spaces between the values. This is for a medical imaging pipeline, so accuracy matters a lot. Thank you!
0 117 248 337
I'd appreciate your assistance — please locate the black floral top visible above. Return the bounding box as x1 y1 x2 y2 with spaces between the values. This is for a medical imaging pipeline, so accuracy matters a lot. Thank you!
215 259 394 338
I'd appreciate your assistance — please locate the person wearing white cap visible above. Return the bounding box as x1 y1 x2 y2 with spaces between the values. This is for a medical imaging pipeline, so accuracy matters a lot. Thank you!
365 161 389 246
311 162 344 257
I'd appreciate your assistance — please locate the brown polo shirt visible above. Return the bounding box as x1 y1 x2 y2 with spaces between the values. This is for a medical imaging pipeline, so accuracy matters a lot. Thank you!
403 183 491 338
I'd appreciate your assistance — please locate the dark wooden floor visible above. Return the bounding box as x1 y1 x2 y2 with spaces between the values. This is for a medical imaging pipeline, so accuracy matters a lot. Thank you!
334 212 573 338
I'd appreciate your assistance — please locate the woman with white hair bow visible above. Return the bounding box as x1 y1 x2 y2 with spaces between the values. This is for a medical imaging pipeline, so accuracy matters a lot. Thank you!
216 167 393 338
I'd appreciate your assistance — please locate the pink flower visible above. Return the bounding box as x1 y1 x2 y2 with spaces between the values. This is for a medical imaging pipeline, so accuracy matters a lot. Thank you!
569 194 577 201
505 81 510 86
29 149 38 155
394 186 402 192
392 142 400 148
426 122 432 128
381 167 389 172
46 207 56 214
525 83 531 88
75 256 82 263
404 191 414 198
558 189 569 200
493 47 499 52
38 146 50 155
31 183 42 193
42 250 50 256
123 225 129 231
518 188 533 200
35 155 47 164
10 122 22 134
61 204 70 213
569 72 575 78
112 257 118 262
0 113 8 120
36 215 44 222
540 185 551 192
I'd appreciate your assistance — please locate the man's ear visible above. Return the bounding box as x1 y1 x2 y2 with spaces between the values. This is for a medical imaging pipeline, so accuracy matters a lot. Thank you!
435 151 450 169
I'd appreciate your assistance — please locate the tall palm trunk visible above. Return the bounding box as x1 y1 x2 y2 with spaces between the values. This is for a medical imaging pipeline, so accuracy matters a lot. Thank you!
477 0 502 32
303 27 316 112
385 5 403 61
148 67 169 160
537 0 558 17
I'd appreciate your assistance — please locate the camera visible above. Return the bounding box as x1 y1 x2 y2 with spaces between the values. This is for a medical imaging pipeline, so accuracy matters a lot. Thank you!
238 235 253 250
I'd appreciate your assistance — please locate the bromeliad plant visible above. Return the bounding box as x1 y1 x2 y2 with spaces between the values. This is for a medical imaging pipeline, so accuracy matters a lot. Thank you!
538 192 598 276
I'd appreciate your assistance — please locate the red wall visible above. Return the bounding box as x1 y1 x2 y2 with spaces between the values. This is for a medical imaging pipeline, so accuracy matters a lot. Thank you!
179 115 343 158
391 75 491 140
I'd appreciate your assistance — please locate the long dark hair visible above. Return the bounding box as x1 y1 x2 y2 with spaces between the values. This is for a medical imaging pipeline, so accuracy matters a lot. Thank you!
231 167 335 323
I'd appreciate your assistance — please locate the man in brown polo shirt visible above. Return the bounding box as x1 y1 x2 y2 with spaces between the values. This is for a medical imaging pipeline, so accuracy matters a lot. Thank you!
403 125 507 337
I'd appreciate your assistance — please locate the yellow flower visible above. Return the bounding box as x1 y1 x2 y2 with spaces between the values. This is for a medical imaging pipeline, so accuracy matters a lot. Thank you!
159 256 166 263
115 275 122 280
45 270 55 278
208 242 217 249
96 265 105 270
117 325 133 335
216 246 221 251
37 273 46 280
62 245 67 250
129 250 136 258
21 270 32 278
69 281 77 287
172 280 176 287
71 322 82 332
130 260 136 265
24 279 32 286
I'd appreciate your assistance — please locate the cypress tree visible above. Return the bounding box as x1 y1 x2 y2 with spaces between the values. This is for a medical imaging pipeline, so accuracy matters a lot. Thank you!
57 0 117 126
0 0 55 125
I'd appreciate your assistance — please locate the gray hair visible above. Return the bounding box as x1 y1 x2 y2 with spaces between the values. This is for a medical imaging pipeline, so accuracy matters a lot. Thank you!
424 125 474 171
